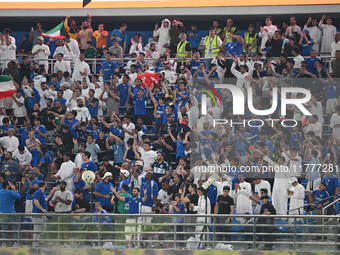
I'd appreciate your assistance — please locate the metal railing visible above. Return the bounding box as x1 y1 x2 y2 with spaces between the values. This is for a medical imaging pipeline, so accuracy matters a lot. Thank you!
0 55 334 75
0 213 339 251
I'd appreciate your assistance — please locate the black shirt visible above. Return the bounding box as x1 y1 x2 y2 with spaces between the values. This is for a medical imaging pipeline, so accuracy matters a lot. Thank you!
265 39 283 57
74 197 90 212
260 203 276 215
186 193 199 214
216 195 234 214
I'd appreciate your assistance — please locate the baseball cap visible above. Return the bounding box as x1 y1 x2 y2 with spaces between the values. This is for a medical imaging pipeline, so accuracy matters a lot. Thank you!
103 172 113 179
289 177 298 184
120 169 130 178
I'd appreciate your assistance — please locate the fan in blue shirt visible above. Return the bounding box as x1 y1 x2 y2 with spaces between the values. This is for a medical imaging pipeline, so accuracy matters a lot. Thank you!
169 131 189 160
322 172 339 197
81 151 98 172
94 174 114 210
309 182 330 210
140 173 159 208
131 88 147 116
33 118 47 144
0 181 21 213
112 187 147 214
32 182 48 213
171 194 185 223
102 53 120 82
117 75 130 114
225 38 243 57
109 25 128 47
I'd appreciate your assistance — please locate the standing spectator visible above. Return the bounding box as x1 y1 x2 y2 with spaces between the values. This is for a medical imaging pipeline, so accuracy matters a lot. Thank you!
153 19 171 56
331 50 340 78
72 189 90 212
319 15 337 54
86 134 101 163
331 33 340 57
129 34 144 55
110 23 128 53
257 196 276 249
265 30 284 57
234 173 252 215
221 18 238 42
53 39 71 60
204 28 222 62
0 129 19 153
299 30 314 56
32 36 50 73
285 16 302 38
214 186 234 242
64 17 80 41
13 144 32 171
94 172 114 212
304 17 322 53
243 24 258 54
0 35 16 68
112 186 147 247
259 16 278 53
65 35 80 59
169 19 185 57
52 152 76 192
187 25 201 51
109 40 124 59
32 182 48 248
72 53 90 83
18 34 33 54
84 41 97 59
54 53 71 74
12 90 26 125
191 187 211 242
77 17 93 52
30 23 44 45
170 193 185 246
93 24 108 56
51 181 73 242
288 177 306 216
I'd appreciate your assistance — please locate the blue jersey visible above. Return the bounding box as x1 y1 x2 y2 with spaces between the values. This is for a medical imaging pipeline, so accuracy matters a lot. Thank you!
322 174 339 195
32 188 47 213
102 60 120 81
34 125 47 144
112 142 125 164
94 181 114 208
73 176 90 201
0 189 21 213
141 180 158 207
81 161 98 172
110 126 124 137
313 189 330 208
190 59 201 75
225 41 243 56
134 95 147 115
109 29 127 46
117 83 129 106
125 196 143 214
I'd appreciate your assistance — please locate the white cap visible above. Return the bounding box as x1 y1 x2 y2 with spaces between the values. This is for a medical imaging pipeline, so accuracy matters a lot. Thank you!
289 177 298 184
103 172 112 179
120 169 130 178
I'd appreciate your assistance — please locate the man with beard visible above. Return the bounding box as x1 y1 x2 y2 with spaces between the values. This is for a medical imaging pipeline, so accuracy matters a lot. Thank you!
51 181 73 243
112 186 147 248
77 18 93 52
32 36 50 73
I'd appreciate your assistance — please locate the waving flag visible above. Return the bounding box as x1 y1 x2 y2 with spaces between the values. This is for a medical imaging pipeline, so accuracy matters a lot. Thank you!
0 76 16 99
42 22 66 39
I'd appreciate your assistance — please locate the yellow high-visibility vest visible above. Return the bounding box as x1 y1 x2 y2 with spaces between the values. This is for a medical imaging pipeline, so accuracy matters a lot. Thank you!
205 35 220 57
224 26 237 43
177 40 189 62
244 32 258 53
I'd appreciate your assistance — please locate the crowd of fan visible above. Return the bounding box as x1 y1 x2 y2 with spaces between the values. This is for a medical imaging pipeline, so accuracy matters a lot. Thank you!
0 14 339 248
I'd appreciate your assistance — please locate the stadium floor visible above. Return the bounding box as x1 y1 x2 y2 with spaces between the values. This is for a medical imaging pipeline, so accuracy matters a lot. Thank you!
0 248 335 255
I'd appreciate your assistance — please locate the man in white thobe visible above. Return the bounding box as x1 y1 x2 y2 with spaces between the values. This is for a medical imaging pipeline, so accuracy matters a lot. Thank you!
32 36 50 72
319 15 337 54
52 152 76 192
234 174 252 215
72 53 90 83
288 177 305 217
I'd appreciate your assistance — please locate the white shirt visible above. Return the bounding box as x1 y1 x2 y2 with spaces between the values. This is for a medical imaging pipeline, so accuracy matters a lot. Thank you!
56 160 76 192
157 189 171 204
72 106 91 122
162 69 177 84
54 60 71 74
32 44 50 63
254 180 271 197
12 95 26 118
0 43 16 66
12 147 32 165
72 59 90 82
0 135 19 153
122 122 135 142
293 55 304 68
231 62 253 90
66 38 80 59
331 40 340 58
289 183 305 215
53 45 71 60
330 112 340 129
283 151 302 177
259 24 278 50
53 190 73 212
235 181 252 214
138 147 157 171
74 152 84 168
193 195 211 223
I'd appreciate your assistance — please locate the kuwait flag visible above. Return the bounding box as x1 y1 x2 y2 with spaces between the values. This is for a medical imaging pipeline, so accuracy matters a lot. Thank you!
42 22 66 39
0 76 16 99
